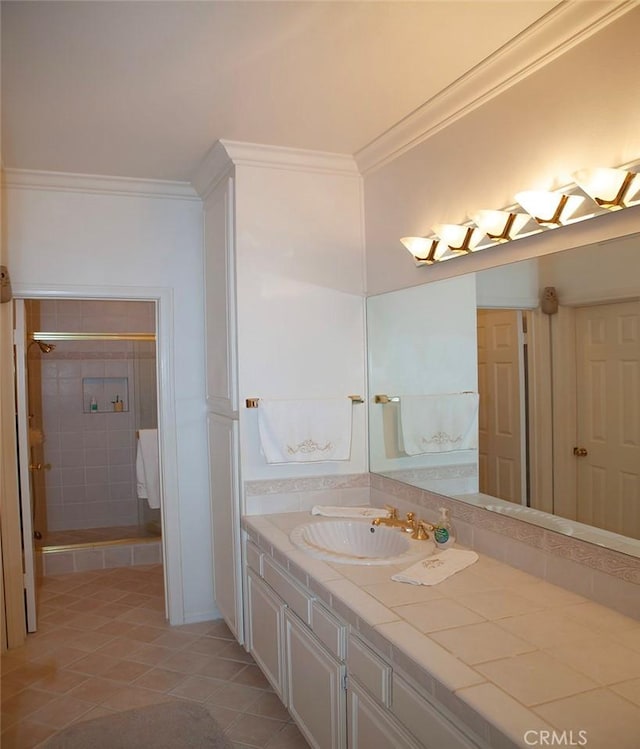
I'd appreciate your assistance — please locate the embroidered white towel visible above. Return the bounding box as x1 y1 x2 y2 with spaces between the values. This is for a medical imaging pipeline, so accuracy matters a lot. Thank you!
392 549 479 586
136 429 161 509
310 506 391 519
399 393 479 455
258 398 353 464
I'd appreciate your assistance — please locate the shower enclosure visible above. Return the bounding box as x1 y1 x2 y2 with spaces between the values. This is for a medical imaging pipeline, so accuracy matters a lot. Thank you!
25 299 162 573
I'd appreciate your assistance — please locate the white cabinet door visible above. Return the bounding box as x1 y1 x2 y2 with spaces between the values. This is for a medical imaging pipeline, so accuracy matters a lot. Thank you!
392 674 482 749
285 610 346 749
348 680 421 749
203 175 237 416
208 413 242 642
246 569 286 701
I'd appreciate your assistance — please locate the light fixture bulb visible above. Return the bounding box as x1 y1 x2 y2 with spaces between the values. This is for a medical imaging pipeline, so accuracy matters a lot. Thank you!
471 210 532 243
573 167 640 210
433 224 484 255
400 237 431 260
399 236 444 264
514 190 585 227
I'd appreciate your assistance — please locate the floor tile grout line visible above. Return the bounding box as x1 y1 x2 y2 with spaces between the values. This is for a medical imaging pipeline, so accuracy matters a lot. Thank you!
2 563 310 748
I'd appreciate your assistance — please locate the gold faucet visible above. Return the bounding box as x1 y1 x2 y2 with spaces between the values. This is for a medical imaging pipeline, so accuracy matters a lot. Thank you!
372 507 434 540
371 506 406 528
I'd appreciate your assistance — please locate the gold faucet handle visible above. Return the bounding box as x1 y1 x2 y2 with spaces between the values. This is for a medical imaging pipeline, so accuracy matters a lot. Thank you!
411 520 434 541
384 505 399 520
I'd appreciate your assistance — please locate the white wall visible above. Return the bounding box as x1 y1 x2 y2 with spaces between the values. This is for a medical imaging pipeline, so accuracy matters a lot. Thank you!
234 162 368 481
364 8 640 295
476 259 539 309
5 181 214 623
538 233 640 305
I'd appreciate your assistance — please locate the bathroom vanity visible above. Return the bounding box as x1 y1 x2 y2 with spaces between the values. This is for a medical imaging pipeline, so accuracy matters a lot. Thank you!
242 512 640 749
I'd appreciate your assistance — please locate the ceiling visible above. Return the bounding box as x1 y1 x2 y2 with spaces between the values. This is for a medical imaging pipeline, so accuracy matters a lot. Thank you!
2 1 568 182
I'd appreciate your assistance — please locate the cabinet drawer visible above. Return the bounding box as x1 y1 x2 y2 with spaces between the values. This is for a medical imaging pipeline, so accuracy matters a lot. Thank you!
392 674 480 749
312 600 346 660
245 540 262 575
263 555 312 625
347 634 391 707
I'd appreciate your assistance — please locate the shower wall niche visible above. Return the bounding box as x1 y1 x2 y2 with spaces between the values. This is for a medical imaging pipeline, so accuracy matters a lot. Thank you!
26 299 159 538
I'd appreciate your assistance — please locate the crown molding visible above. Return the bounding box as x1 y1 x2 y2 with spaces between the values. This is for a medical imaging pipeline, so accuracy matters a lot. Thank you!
356 0 638 175
190 141 236 200
220 140 359 176
2 169 200 201
192 139 360 199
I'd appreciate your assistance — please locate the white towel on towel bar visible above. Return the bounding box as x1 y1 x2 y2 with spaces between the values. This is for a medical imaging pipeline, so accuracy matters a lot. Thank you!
136 429 161 509
258 398 353 464
399 393 479 455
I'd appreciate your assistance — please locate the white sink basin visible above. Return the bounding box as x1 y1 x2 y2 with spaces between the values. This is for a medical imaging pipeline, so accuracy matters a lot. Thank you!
290 520 433 566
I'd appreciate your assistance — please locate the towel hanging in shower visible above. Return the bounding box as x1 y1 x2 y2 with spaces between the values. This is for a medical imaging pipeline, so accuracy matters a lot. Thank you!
136 429 161 509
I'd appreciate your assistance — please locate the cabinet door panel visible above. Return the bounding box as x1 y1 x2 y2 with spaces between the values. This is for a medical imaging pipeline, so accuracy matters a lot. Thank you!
208 414 242 641
392 674 481 749
203 176 237 414
285 610 346 749
246 570 286 700
348 680 421 749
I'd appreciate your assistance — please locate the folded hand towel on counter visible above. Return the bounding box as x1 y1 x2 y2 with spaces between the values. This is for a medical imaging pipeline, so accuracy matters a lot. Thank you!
391 548 478 586
136 429 161 509
310 506 391 519
399 393 479 455
258 398 353 464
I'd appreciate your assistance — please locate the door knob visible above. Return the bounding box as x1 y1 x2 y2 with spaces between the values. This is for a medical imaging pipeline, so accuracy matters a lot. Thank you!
573 447 588 457
29 462 52 471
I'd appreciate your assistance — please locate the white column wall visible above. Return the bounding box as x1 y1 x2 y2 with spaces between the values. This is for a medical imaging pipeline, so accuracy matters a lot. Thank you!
234 164 367 481
5 185 215 623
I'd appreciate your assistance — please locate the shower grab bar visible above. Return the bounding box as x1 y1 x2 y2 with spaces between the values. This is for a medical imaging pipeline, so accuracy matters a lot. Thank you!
246 395 364 408
31 332 156 342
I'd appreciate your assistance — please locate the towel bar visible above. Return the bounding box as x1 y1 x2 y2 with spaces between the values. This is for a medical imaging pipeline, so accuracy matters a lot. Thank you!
374 394 400 404
375 392 475 404
246 395 364 408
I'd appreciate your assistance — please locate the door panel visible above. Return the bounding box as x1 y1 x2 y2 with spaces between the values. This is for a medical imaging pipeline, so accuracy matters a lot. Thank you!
14 300 37 632
575 300 640 538
285 610 346 749
208 413 243 642
477 309 525 503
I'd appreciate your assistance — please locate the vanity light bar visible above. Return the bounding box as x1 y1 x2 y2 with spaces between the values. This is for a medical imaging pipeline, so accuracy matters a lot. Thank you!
403 161 640 266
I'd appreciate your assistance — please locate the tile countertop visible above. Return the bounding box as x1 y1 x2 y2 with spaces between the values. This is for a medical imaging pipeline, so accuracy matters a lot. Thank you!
242 512 640 749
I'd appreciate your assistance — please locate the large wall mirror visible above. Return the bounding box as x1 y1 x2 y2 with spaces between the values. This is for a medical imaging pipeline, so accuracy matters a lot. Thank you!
367 231 640 559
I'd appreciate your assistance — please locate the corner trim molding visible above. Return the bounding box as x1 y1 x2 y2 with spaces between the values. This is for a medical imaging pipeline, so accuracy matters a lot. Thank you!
191 140 360 199
3 168 200 201
355 0 638 175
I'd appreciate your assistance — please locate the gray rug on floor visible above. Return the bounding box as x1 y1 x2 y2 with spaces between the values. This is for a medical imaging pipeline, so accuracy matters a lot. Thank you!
42 701 234 749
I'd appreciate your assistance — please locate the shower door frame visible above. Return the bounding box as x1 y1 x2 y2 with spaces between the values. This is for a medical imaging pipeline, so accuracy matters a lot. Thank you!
13 283 183 625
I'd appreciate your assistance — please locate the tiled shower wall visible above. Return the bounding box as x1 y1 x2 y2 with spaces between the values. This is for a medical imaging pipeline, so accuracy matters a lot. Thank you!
30 299 157 531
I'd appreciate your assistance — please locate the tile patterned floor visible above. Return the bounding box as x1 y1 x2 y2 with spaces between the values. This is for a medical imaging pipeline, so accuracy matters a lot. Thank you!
1 565 309 749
